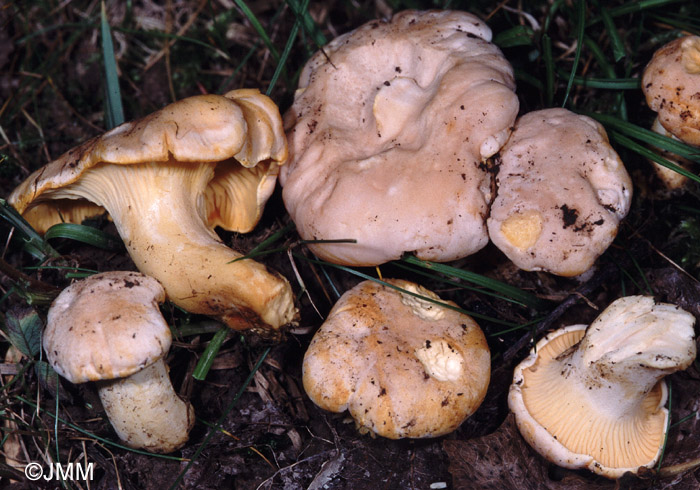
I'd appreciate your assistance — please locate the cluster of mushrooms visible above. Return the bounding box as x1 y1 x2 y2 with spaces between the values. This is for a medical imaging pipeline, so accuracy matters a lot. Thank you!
7 8 700 480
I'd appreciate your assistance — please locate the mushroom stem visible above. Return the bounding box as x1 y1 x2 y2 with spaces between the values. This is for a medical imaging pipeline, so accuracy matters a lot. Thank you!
97 359 194 454
49 161 296 331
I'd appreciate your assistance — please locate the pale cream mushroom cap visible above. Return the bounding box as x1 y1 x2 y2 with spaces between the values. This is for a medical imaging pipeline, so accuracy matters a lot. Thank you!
642 36 700 146
9 89 297 334
508 296 696 478
487 108 632 277
44 271 195 453
302 279 490 439
281 10 519 266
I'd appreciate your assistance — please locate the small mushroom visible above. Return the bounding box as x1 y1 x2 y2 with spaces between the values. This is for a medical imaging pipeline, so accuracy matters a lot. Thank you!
487 108 632 276
303 279 490 439
9 89 297 334
280 10 519 266
44 271 194 453
508 296 696 478
642 36 700 190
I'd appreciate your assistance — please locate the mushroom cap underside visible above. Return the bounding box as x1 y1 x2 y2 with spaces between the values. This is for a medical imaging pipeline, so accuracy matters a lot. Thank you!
509 296 697 478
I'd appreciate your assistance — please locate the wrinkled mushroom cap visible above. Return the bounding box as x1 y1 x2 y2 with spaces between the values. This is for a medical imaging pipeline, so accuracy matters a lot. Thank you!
44 271 170 384
281 10 518 266
487 108 632 276
642 36 700 146
303 279 490 439
508 296 696 478
9 88 285 234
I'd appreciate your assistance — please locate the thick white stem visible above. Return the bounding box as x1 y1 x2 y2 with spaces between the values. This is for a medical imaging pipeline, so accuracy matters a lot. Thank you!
97 359 194 453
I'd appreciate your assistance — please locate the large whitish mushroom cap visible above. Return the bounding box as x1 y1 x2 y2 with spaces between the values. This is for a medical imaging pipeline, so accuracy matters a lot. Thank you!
281 10 519 266
487 108 632 277
303 279 490 439
642 36 700 146
44 271 170 383
508 296 697 478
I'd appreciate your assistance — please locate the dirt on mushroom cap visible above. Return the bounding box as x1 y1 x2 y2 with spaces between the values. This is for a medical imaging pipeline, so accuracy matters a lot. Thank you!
487 108 632 277
280 10 519 266
302 279 490 439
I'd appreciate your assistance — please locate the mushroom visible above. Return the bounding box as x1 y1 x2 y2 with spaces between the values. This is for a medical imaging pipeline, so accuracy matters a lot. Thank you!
641 36 700 190
9 89 297 334
280 10 519 266
44 271 194 453
487 108 632 277
302 279 490 439
508 296 696 478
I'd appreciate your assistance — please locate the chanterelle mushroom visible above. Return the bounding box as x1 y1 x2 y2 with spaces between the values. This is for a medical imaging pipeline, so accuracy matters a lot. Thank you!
642 36 700 190
44 271 194 453
280 10 519 266
487 108 632 277
509 296 696 478
9 89 297 334
303 279 490 439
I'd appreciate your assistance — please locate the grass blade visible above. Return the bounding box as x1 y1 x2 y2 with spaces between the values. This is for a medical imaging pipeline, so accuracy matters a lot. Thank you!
233 0 280 62
494 25 535 48
562 75 640 89
0 199 59 260
192 326 229 381
100 1 124 129
587 0 685 26
266 0 308 94
16 396 187 461
585 112 700 163
561 0 587 108
45 223 123 251
294 252 523 327
609 131 700 185
400 256 549 310
392 261 530 307
286 0 327 48
600 5 627 62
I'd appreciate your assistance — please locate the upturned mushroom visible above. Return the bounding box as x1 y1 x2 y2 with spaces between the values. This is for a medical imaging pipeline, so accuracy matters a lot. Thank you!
487 108 632 277
281 10 519 266
641 36 700 190
9 89 297 334
44 271 194 453
508 295 696 478
303 279 490 439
